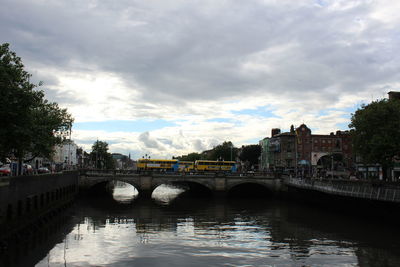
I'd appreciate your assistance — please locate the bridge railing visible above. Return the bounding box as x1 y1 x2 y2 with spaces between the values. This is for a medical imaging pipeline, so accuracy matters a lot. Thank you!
287 177 400 203
79 169 283 179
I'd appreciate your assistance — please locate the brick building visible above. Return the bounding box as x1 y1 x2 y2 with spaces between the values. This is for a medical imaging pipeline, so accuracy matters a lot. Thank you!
260 124 353 176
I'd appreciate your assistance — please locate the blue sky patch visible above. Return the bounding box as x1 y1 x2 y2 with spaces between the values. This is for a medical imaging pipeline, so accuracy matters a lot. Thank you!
336 122 351 130
232 106 281 118
242 138 261 144
318 104 359 118
73 119 176 132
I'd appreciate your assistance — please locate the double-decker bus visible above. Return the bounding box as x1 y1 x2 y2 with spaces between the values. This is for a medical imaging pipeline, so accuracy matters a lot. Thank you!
137 159 179 172
194 160 237 172
178 161 195 172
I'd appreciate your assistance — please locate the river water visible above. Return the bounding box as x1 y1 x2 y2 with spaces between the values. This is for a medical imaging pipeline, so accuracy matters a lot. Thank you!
3 184 400 267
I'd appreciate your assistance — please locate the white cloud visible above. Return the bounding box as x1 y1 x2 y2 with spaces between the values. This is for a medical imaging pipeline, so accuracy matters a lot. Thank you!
2 0 399 158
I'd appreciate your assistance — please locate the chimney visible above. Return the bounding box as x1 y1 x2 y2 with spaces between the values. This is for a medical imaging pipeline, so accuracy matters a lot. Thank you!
271 128 281 137
388 91 400 100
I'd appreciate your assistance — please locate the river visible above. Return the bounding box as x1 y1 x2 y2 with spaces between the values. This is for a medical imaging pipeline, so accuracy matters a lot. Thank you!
2 183 400 267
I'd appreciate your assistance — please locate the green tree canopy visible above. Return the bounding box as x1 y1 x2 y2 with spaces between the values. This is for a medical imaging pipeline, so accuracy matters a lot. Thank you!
349 98 400 179
208 141 238 161
239 144 261 166
0 43 73 161
90 140 115 169
174 152 202 161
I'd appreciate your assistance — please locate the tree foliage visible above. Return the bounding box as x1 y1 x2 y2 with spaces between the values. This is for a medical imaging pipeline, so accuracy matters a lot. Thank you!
239 144 261 166
349 98 400 178
208 141 238 161
0 43 73 160
175 141 262 166
174 152 202 161
90 140 115 169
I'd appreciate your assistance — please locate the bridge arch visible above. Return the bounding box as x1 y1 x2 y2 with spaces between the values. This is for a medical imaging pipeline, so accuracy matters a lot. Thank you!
83 178 141 197
165 181 214 197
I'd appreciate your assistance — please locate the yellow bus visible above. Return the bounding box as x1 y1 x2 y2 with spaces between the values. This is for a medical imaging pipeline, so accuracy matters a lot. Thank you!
178 161 195 172
137 159 179 171
194 160 237 172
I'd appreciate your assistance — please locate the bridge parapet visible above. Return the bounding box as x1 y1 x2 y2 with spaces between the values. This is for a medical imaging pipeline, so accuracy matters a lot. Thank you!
79 169 281 178
286 177 400 203
79 170 285 197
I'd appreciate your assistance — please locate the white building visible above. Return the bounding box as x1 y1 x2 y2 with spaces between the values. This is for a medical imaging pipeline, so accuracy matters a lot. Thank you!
53 140 78 167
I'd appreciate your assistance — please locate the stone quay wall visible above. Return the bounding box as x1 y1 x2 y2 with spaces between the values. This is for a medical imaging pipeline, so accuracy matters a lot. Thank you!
0 171 79 240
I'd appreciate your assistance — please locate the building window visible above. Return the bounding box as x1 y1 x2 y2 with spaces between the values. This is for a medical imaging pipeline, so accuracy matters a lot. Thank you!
287 143 292 152
336 140 341 149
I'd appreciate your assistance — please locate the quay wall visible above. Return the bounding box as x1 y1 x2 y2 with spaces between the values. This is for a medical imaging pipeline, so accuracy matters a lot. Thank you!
285 177 400 220
0 171 79 241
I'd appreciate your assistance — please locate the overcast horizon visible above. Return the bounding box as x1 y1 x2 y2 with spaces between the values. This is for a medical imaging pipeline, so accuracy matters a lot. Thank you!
2 0 399 159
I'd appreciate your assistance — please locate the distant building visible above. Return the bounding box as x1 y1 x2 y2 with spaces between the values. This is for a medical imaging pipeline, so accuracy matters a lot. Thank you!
53 140 78 169
112 153 136 169
259 124 353 176
77 148 90 168
259 137 272 170
388 91 400 100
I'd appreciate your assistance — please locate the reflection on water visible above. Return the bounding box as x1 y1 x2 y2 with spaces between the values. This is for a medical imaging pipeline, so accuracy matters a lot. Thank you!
111 182 185 204
112 181 138 203
152 184 185 205
2 186 400 267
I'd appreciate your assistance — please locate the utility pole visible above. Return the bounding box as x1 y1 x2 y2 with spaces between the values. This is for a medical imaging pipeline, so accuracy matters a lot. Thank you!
295 135 298 178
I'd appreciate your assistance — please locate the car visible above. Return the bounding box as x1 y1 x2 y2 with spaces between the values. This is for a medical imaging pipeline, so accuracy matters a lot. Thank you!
0 165 11 176
37 167 50 174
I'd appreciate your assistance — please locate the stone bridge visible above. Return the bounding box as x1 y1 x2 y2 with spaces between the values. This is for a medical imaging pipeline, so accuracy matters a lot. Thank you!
79 170 286 198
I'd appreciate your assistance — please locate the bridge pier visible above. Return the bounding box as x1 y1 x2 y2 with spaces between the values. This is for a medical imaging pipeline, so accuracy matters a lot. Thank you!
136 189 153 200
214 191 227 199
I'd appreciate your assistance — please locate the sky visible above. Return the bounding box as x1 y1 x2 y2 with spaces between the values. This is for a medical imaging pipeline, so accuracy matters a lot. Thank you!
1 0 399 159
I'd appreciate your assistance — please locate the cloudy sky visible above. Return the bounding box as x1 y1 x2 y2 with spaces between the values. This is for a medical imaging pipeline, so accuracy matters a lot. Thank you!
1 0 399 159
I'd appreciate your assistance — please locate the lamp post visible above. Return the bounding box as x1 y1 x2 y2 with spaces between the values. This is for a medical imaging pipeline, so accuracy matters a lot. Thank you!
142 154 150 171
331 154 334 180
67 121 72 168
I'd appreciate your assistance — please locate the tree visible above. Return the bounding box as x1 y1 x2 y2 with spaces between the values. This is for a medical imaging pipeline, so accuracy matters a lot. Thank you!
349 98 400 180
90 140 114 169
209 141 238 161
239 144 261 167
0 43 73 163
175 152 202 161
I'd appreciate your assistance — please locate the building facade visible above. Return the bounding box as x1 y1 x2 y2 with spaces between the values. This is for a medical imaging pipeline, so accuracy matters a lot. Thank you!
53 140 78 169
260 124 353 176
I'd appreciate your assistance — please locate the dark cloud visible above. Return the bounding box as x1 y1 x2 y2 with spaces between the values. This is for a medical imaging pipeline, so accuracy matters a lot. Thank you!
1 0 399 110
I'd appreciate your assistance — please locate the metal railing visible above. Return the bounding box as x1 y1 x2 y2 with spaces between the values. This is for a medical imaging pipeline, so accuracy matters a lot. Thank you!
287 177 400 203
78 169 282 179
